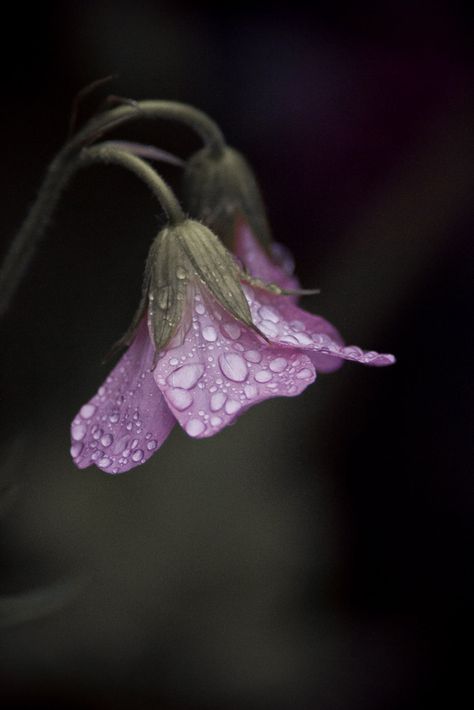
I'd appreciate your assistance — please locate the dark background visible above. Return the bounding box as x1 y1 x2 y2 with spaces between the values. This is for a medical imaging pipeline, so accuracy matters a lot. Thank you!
1 2 473 708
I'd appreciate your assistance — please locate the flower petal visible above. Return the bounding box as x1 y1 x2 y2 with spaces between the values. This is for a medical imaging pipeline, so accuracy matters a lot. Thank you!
234 221 300 293
153 287 316 438
244 286 395 370
71 319 175 474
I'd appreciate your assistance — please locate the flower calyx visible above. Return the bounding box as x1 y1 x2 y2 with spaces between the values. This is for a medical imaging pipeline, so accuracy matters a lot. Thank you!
127 219 269 354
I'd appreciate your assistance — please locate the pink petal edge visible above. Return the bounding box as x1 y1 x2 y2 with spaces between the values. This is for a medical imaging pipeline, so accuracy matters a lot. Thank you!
245 285 396 369
71 319 176 474
234 221 300 294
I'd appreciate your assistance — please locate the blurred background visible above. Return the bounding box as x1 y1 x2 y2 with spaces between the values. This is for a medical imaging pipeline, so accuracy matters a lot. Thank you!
1 2 473 708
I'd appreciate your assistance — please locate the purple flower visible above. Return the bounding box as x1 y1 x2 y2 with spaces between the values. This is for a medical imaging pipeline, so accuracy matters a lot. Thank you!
71 220 394 474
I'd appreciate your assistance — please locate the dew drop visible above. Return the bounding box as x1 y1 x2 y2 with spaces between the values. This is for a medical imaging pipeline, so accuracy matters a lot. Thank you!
186 419 205 437
290 320 305 331
126 422 133 431
280 334 299 345
210 392 226 411
131 449 144 462
109 412 120 424
258 306 280 323
195 303 206 315
294 332 313 345
72 423 86 441
146 440 158 451
255 370 272 383
80 404 96 419
92 428 103 441
202 325 217 342
218 353 248 382
221 322 241 340
167 363 205 389
112 435 129 455
342 346 363 359
244 350 262 363
225 399 241 415
269 357 288 373
130 439 139 449
210 416 222 427
167 388 193 410
259 320 279 337
176 266 187 280
98 457 112 468
296 368 313 379
169 357 179 366
70 442 83 458
244 384 257 399
100 434 113 448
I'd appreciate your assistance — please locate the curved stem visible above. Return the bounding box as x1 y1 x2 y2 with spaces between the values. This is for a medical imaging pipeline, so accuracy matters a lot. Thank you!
0 99 224 318
74 100 226 158
80 144 185 224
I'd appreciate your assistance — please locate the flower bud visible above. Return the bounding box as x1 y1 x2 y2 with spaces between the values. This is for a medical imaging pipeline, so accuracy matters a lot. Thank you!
182 146 273 251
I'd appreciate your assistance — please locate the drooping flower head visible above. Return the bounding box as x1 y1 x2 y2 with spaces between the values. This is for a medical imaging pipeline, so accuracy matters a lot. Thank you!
71 218 394 474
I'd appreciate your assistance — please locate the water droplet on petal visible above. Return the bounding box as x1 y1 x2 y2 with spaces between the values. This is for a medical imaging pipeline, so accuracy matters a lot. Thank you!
167 388 193 411
130 438 139 449
280 334 299 345
294 332 312 345
210 392 226 411
100 434 113 447
255 370 272 383
92 428 103 441
80 404 96 419
269 357 288 372
218 353 248 382
342 346 363 359
112 435 129 455
210 416 222 427
290 320 305 331
225 399 241 415
202 325 217 342
70 442 83 458
167 363 205 389
259 320 279 337
186 419 205 437
296 368 313 379
244 384 257 399
195 303 206 315
131 449 144 462
176 266 187 280
258 306 280 323
72 423 86 441
109 412 120 424
147 440 158 451
221 322 241 340
98 457 112 468
244 350 262 363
